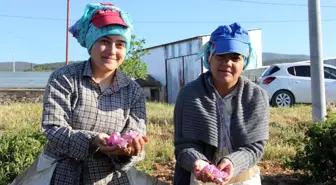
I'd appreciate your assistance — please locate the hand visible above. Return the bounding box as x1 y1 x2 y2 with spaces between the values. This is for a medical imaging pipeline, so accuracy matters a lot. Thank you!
193 160 217 183
91 133 130 156
126 135 149 156
216 159 234 185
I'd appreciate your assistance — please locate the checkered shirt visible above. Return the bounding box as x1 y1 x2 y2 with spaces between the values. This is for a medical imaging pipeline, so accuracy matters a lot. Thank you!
41 60 147 185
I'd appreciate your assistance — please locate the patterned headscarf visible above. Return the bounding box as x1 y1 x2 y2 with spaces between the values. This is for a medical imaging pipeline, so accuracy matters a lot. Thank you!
68 3 133 53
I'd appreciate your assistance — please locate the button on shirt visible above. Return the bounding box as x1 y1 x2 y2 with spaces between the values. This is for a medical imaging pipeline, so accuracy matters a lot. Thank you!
41 60 147 185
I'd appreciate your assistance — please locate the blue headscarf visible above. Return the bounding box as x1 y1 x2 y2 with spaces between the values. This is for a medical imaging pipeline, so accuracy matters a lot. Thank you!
196 22 258 71
68 3 133 53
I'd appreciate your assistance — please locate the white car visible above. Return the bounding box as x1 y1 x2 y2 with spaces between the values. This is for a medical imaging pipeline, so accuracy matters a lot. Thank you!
258 62 336 107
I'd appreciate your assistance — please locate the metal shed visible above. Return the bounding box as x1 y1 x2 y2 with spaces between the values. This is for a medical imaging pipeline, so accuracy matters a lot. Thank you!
141 29 262 104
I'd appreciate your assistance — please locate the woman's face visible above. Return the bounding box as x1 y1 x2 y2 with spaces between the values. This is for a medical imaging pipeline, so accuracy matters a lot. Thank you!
90 34 126 73
208 53 245 85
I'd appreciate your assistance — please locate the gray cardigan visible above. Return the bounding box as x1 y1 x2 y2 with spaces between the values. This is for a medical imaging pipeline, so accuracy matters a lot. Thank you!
173 71 270 185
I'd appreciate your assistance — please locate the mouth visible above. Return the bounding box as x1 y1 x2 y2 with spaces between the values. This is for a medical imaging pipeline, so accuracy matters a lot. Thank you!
102 56 117 60
218 69 232 74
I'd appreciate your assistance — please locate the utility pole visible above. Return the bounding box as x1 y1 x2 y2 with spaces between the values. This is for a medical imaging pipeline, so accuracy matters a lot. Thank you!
65 0 70 65
308 0 326 121
12 50 15 72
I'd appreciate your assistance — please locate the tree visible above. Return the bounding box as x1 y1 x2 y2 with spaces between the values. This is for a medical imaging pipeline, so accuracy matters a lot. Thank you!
119 35 149 80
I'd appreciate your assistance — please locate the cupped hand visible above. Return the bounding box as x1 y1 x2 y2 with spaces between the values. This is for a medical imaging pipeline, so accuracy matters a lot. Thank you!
91 133 130 156
126 135 149 156
216 158 234 185
193 160 217 183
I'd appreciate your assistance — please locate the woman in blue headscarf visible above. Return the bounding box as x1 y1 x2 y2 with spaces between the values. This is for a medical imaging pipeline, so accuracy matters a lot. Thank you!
12 3 148 185
173 22 270 185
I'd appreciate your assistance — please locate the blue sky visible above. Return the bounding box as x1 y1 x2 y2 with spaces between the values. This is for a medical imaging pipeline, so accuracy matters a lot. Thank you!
0 0 335 64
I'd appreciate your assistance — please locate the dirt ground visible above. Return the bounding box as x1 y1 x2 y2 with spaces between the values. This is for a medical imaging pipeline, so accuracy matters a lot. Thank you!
152 160 306 185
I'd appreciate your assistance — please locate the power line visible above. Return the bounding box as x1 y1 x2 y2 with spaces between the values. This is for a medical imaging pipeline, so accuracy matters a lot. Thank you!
220 0 336 8
0 14 335 23
0 14 65 21
1 29 57 49
132 19 336 24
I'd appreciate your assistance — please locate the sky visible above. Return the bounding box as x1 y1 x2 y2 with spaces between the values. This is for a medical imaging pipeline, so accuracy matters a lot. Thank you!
0 0 335 64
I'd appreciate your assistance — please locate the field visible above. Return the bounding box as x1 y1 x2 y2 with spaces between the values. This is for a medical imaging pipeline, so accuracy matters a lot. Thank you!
0 102 334 185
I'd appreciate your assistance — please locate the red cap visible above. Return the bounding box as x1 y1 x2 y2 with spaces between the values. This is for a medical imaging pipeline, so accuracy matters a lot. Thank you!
91 8 128 28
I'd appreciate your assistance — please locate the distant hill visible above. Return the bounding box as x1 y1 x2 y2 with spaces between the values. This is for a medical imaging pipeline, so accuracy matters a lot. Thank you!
29 61 84 72
0 62 36 72
262 52 310 61
262 52 310 66
0 61 83 72
0 52 311 72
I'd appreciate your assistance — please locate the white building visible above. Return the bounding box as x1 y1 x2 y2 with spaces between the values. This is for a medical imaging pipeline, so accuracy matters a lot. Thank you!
140 29 263 104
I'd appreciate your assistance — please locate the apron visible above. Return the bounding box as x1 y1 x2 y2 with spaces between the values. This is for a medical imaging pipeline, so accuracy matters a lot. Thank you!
10 150 57 185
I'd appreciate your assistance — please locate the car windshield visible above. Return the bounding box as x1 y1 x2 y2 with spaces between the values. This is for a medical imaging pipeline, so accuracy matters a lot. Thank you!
325 67 336 79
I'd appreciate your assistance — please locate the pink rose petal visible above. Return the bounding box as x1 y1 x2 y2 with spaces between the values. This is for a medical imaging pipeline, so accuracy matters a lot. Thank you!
108 131 141 147
122 130 139 142
201 164 228 183
116 139 128 148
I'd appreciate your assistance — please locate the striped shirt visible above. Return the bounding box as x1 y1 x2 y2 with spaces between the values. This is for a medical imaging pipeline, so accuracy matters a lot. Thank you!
41 60 147 185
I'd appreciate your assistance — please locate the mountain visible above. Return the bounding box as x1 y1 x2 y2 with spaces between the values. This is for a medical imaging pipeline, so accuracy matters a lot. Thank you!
0 62 37 72
262 52 310 61
0 61 82 72
0 52 311 72
29 61 81 72
262 52 310 66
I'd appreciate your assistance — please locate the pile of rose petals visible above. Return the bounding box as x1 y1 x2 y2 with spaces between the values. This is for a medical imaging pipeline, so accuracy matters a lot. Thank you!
201 164 228 183
107 130 139 147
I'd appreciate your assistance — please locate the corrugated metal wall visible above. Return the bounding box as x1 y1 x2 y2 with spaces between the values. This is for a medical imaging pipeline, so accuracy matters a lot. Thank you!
183 55 202 84
167 58 183 104
165 37 203 103
166 38 200 59
166 54 203 104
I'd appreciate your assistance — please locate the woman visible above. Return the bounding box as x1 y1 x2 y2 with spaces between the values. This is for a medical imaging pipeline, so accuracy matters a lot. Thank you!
173 22 270 185
16 3 148 185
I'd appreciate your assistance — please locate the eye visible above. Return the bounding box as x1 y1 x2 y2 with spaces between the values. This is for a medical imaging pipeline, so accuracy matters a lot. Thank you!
116 42 126 48
230 55 243 62
100 39 109 44
231 56 240 61
215 54 226 60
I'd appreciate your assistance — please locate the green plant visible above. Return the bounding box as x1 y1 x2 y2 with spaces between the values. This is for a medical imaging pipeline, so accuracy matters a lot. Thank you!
0 127 46 185
119 35 149 80
284 116 336 185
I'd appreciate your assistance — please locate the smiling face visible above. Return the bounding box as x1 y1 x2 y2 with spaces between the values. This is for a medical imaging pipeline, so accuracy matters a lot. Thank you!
208 53 245 86
90 34 126 73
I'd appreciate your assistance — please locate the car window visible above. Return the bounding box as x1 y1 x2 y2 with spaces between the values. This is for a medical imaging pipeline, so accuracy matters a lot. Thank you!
294 66 311 77
262 66 280 77
287 67 295 76
324 67 336 79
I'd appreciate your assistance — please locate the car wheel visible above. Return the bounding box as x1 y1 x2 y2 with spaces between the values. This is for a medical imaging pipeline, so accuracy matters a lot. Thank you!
271 90 294 107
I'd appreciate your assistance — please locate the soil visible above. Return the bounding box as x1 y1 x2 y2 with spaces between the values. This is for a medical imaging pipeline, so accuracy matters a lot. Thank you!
153 160 307 185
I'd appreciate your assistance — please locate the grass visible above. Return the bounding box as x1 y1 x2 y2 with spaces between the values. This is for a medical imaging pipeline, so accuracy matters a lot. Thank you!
263 105 313 161
1 102 335 176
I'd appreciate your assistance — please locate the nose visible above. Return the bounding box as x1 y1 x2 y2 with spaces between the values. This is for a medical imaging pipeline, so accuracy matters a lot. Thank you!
220 57 233 67
106 42 117 55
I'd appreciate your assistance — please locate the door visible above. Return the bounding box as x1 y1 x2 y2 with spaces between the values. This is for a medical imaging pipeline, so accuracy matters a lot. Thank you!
183 55 202 85
167 57 183 104
324 66 336 103
291 65 312 103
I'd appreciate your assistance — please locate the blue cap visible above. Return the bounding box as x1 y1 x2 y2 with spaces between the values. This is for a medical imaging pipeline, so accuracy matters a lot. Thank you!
210 22 250 56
